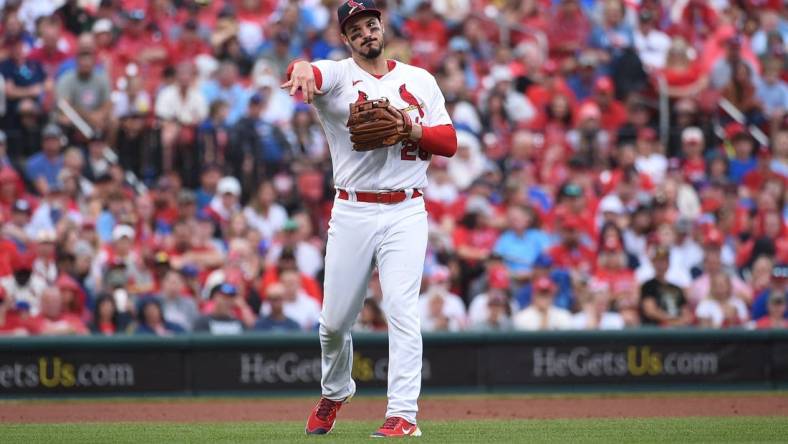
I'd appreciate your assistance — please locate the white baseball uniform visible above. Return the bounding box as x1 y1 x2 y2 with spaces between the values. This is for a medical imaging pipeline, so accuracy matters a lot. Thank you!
310 57 451 424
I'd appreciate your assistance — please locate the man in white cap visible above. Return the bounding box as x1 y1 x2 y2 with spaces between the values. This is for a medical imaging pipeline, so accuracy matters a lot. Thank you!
206 176 242 226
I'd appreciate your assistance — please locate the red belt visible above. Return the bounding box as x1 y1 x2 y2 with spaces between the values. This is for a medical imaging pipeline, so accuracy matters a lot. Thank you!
337 189 422 204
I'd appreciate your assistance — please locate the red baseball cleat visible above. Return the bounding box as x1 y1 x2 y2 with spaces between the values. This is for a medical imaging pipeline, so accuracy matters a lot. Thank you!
305 397 347 435
370 416 422 438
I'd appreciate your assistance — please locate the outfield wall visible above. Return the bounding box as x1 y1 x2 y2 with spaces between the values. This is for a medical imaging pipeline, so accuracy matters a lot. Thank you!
1 330 786 396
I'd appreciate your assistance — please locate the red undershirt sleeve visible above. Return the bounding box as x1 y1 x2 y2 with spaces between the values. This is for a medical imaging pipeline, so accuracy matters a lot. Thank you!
285 60 323 90
418 124 457 157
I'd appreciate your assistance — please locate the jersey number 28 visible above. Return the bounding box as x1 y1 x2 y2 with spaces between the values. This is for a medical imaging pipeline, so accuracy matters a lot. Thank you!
401 141 431 161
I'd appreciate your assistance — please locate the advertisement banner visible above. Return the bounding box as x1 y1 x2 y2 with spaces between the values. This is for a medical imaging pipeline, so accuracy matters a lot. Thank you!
485 342 770 385
190 344 478 391
0 333 784 396
0 351 184 394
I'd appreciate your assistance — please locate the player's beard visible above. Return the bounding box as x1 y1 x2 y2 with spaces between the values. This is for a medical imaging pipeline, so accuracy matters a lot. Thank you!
357 39 383 60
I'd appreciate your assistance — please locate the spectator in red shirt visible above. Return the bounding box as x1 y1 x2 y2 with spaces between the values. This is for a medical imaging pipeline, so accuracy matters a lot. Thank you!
114 9 168 92
548 216 595 276
680 127 707 185
0 287 28 335
547 0 591 60
587 76 626 132
28 15 73 79
403 2 448 71
168 19 210 65
27 287 88 335
258 246 322 304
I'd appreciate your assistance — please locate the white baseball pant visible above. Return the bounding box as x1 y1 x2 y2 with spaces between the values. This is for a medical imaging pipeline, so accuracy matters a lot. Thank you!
319 192 427 424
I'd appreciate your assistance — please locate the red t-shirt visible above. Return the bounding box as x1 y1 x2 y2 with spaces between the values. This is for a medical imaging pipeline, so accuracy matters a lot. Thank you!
258 267 322 303
548 243 596 274
26 314 88 335
0 310 29 335
402 18 448 70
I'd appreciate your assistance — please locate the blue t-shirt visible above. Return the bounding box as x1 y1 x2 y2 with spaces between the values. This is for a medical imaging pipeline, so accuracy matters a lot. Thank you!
25 153 63 187
254 316 301 332
728 158 757 184
514 269 575 310
493 228 552 273
200 81 250 126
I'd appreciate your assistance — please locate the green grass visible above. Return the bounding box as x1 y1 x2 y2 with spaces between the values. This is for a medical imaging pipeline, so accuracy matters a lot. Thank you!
3 417 788 443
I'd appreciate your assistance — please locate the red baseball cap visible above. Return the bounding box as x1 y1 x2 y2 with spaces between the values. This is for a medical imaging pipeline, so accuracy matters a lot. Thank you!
704 227 724 247
594 76 614 93
488 266 510 290
534 276 555 292
12 252 34 272
725 122 747 139
637 127 657 141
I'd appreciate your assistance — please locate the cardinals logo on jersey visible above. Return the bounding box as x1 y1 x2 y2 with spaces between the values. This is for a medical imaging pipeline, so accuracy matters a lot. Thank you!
347 90 369 126
398 84 424 119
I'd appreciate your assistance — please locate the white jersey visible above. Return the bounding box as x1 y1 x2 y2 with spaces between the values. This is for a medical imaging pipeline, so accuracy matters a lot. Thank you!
311 58 451 191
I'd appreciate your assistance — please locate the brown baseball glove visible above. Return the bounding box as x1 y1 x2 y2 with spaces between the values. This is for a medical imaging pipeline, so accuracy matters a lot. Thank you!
347 98 412 152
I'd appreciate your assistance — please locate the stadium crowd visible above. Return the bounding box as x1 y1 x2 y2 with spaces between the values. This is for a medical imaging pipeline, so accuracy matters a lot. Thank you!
0 0 786 336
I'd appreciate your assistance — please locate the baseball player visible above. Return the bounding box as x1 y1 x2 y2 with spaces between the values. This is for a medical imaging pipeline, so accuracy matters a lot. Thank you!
282 0 457 437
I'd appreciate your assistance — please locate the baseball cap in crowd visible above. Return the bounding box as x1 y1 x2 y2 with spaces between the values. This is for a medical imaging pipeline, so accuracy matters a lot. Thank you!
217 176 241 196
12 198 30 213
12 252 34 272
725 122 749 141
488 266 510 290
177 189 197 205
217 283 238 297
282 219 299 232
533 253 554 269
769 292 786 305
578 102 601 121
36 229 56 243
562 183 583 198
533 276 555 293
594 76 614 94
681 127 704 144
639 9 655 22
92 18 113 34
127 9 145 21
429 265 450 285
651 245 670 261
703 227 724 247
598 197 625 215
448 36 471 53
42 123 63 139
637 127 658 142
112 224 136 242
337 0 381 33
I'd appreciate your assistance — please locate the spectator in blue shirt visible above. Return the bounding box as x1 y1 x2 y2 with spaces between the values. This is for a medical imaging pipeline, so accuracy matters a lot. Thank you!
727 128 757 184
254 283 301 332
756 58 788 120
25 124 65 194
514 254 574 310
200 62 250 126
493 204 552 281
0 37 45 126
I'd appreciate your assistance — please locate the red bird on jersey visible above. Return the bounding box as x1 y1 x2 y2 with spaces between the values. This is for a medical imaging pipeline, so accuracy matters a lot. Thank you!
399 84 423 118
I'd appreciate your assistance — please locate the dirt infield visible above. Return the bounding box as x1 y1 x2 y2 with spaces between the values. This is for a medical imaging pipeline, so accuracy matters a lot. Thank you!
1 394 786 423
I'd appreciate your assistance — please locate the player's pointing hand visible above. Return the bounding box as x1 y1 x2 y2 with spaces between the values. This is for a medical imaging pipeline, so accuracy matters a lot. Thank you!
280 60 323 104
